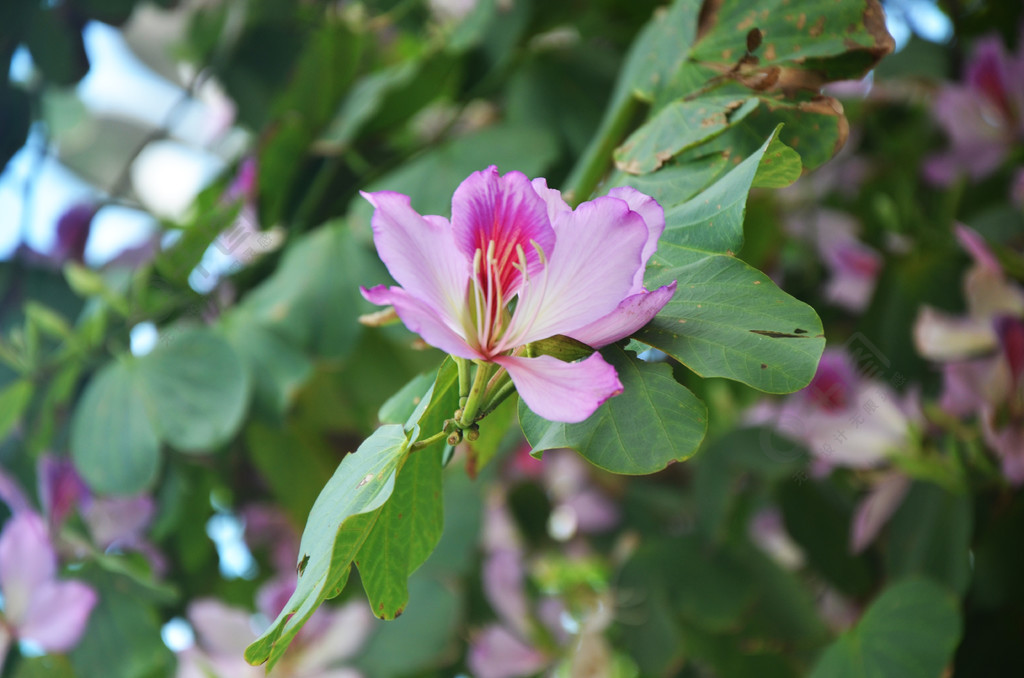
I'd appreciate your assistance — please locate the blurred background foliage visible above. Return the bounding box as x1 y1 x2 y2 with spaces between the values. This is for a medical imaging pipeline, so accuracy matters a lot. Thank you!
1 0 1023 677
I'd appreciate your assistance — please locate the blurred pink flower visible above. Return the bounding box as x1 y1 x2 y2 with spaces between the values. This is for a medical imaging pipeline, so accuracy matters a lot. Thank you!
0 512 97 670
849 471 911 554
178 575 373 678
925 34 1024 184
914 226 1024 483
360 166 675 423
785 210 882 312
749 349 919 470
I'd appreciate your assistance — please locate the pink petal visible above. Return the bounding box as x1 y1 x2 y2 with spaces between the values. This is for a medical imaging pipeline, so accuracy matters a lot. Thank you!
0 471 31 515
568 283 676 347
467 625 548 678
530 177 572 225
955 224 1001 272
496 353 622 423
483 550 530 635
849 473 910 554
606 186 665 292
361 190 469 324
82 495 154 549
913 306 996 360
188 599 256 655
38 456 89 530
505 196 647 346
361 285 479 359
452 167 556 299
0 512 56 622
292 601 374 672
18 579 97 652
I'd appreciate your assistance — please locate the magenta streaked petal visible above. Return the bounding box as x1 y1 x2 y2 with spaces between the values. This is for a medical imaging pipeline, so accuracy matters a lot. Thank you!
361 285 478 359
530 177 571 225
18 579 97 652
955 224 1001 271
966 37 1014 119
467 625 548 678
568 283 675 347
849 473 910 554
496 353 623 423
0 512 56 622
361 190 469 322
606 186 665 292
452 167 555 297
505 197 647 346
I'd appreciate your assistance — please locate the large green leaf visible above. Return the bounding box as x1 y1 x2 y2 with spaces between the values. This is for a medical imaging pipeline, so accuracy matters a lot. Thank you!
222 313 312 420
614 96 758 174
519 345 707 474
135 326 250 452
245 425 409 670
634 131 824 393
809 579 962 678
355 362 456 619
0 379 33 442
70 359 161 495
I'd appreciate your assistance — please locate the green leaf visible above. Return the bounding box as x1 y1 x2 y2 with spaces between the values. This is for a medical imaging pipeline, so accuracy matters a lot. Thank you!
0 84 31 175
245 425 409 670
752 132 803 188
136 326 250 452
353 575 462 678
0 379 33 442
70 359 161 495
885 483 973 595
634 130 824 393
615 96 758 174
11 656 75 678
519 345 707 475
245 421 336 525
240 221 385 360
69 566 175 678
378 372 438 428
222 314 312 420
809 579 962 678
356 442 444 619
25 8 90 85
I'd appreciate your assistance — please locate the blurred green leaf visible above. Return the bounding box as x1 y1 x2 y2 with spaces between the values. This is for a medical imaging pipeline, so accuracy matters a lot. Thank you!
245 421 336 525
26 7 89 85
71 359 161 495
353 575 461 678
240 221 385 360
809 579 962 678
885 482 973 595
136 326 250 452
245 425 409 670
520 345 707 474
0 379 32 442
0 84 31 175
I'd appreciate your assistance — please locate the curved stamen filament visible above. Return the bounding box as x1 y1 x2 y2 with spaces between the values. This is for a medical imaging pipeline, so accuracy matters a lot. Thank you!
495 240 550 353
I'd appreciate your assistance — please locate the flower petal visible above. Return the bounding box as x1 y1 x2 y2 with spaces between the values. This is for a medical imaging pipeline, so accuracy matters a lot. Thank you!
505 196 647 347
361 190 469 322
0 512 56 623
849 473 910 554
292 600 374 672
18 579 97 652
467 625 548 678
361 285 479 359
568 283 676 347
452 167 555 297
496 353 622 423
188 599 255 655
606 186 665 292
530 177 571 225
914 306 996 360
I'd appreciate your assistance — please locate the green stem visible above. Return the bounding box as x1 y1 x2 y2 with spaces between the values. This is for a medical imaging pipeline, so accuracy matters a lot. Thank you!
410 429 450 451
459 361 493 428
478 375 516 419
456 357 472 410
562 93 640 206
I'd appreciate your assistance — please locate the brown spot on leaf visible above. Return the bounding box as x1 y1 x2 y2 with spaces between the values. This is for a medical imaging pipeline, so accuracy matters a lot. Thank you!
809 16 826 37
754 280 761 285
761 363 767 369
764 44 777 61
796 13 806 29
697 0 724 40
746 28 763 52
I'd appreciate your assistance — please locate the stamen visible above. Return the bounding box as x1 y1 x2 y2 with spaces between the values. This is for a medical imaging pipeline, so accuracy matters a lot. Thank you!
495 241 551 353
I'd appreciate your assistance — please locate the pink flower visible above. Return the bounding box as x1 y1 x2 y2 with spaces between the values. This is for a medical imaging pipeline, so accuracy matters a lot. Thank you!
925 33 1024 184
0 513 97 670
360 166 675 423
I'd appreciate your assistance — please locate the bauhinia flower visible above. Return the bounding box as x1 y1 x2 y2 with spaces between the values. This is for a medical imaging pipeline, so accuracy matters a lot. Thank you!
360 166 675 424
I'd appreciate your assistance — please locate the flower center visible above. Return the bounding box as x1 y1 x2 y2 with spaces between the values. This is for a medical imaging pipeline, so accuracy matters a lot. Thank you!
468 238 548 357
